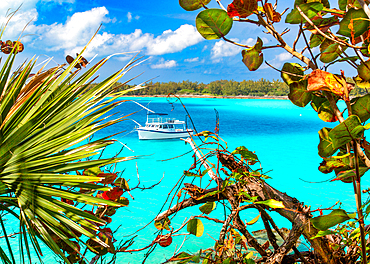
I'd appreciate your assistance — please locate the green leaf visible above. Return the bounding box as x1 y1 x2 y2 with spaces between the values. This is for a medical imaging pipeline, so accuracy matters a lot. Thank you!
353 75 370 88
154 217 171 231
318 127 337 158
199 201 216 214
285 3 324 24
242 38 263 71
187 218 204 237
0 182 6 195
320 42 347 63
337 8 370 38
332 167 369 183
311 209 353 230
196 9 233 40
329 115 364 149
310 230 335 239
310 34 325 48
232 146 258 163
288 79 312 107
180 0 211 11
281 63 304 85
357 61 370 81
83 167 102 177
184 170 202 177
351 94 370 122
318 155 349 174
254 199 285 208
310 95 337 122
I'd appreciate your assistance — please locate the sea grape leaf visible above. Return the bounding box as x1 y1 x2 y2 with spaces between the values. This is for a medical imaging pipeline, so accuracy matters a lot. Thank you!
285 3 324 24
311 230 335 239
180 0 211 11
242 37 263 71
357 61 370 81
154 217 171 230
353 75 370 88
169 252 192 262
310 95 338 122
263 3 281 22
187 218 204 237
320 38 335 53
288 79 312 107
281 63 304 85
351 94 370 122
310 34 325 48
83 167 103 177
337 8 370 38
332 167 369 183
361 42 370 57
329 115 364 149
113 177 129 190
307 69 347 97
196 9 233 40
319 154 349 174
232 146 258 163
199 201 216 214
318 127 337 157
320 42 347 63
184 170 202 177
246 214 260 225
311 209 354 230
254 199 285 208
227 0 258 18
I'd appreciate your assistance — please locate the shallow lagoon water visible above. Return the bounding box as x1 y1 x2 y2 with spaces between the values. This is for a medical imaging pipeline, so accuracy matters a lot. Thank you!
4 97 363 263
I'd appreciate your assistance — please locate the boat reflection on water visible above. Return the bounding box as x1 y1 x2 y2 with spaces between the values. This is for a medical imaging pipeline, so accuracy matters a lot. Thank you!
136 112 193 140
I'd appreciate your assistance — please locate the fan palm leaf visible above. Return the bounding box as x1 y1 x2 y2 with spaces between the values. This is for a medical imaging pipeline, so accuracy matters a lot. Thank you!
0 44 144 263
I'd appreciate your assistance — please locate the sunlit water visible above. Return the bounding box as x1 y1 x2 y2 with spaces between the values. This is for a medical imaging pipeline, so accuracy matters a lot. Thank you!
4 97 364 263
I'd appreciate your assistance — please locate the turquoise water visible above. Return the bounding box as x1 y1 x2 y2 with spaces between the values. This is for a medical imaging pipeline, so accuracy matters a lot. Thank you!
4 97 364 263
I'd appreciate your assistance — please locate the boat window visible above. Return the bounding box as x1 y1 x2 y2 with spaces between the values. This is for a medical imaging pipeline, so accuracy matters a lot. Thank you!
163 125 168 129
159 125 163 128
168 125 174 129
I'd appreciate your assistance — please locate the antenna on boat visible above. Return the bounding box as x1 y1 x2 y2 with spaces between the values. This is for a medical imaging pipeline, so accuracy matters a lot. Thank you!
130 101 155 113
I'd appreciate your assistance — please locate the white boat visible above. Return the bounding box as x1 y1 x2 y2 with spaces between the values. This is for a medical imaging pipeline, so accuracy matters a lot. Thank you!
136 113 193 140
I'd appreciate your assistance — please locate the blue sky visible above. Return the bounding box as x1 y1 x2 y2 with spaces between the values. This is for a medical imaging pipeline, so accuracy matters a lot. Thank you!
0 0 357 85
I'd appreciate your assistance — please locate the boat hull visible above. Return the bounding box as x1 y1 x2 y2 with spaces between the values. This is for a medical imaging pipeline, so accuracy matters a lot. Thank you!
137 128 193 140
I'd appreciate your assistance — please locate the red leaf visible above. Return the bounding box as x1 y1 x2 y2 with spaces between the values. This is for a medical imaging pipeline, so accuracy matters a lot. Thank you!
102 187 123 201
61 198 74 205
97 173 117 185
157 235 173 247
227 3 240 18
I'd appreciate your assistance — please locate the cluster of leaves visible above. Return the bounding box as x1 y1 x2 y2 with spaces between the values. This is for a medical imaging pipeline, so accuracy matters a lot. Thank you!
0 40 23 54
51 167 131 263
174 0 370 263
152 132 288 264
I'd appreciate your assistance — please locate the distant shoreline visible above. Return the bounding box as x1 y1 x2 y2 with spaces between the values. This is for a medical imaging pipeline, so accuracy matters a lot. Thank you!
122 94 289 100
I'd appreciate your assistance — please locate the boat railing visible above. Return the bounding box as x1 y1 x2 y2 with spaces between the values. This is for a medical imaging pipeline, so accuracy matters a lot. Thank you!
147 117 177 123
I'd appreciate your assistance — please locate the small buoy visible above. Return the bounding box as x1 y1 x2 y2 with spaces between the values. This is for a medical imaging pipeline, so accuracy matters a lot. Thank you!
300 114 302 116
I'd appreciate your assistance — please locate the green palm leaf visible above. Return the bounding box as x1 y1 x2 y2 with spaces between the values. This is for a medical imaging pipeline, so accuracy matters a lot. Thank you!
0 39 144 263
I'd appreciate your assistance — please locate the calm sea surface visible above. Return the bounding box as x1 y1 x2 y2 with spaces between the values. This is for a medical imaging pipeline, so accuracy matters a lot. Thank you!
8 97 365 263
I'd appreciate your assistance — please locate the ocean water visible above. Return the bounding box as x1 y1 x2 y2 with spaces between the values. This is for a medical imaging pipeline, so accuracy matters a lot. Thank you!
4 97 364 263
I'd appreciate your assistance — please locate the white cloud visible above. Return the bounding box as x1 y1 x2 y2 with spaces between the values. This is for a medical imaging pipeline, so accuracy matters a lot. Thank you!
211 38 255 60
127 12 139 23
151 58 177 69
184 57 199 62
0 3 203 59
276 52 291 62
69 24 203 58
36 7 110 52
127 12 132 23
